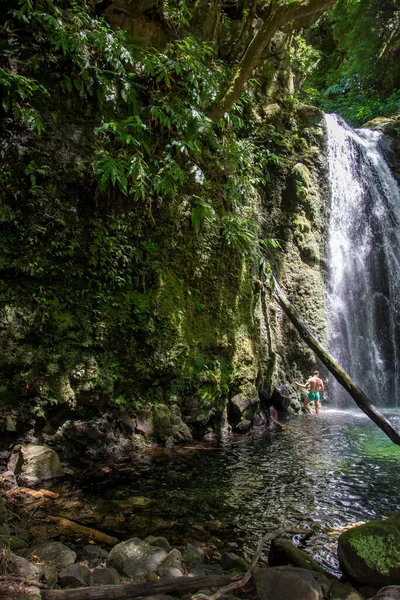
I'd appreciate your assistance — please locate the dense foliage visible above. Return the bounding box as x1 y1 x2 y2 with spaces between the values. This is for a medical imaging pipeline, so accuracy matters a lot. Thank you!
301 0 400 124
0 0 287 416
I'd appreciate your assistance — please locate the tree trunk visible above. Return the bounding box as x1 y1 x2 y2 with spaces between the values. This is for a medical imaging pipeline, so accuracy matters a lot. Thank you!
272 280 400 446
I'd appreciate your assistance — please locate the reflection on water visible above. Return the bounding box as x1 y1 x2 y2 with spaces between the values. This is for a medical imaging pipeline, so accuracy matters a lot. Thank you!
55 409 400 575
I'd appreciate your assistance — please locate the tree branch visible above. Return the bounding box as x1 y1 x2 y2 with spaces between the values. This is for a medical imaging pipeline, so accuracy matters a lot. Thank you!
208 0 335 120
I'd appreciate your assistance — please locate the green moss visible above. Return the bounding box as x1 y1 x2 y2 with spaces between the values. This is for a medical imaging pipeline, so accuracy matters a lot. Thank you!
347 530 400 574
328 581 364 600
339 515 400 583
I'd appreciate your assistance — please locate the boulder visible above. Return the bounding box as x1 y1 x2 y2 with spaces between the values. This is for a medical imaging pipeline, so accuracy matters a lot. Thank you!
59 563 91 588
159 549 183 570
338 515 400 587
2 552 40 581
270 386 291 412
8 445 64 481
228 395 259 428
152 405 192 444
135 409 154 438
40 563 59 588
157 549 184 578
145 536 172 551
90 566 121 585
258 388 273 408
24 541 76 568
182 543 204 566
16 474 41 488
328 581 364 599
221 551 249 572
81 544 108 567
0 535 28 551
107 538 167 578
269 538 327 573
254 566 329 600
373 587 400 600
235 419 252 432
157 566 184 578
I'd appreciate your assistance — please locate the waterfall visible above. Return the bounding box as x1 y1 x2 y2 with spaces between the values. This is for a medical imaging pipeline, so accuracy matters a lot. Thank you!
325 113 400 407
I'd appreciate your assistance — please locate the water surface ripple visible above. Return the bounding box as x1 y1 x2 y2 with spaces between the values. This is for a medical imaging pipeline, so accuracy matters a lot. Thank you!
65 409 400 575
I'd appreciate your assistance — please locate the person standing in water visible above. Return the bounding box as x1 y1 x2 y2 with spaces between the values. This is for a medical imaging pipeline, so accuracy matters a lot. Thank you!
295 370 324 414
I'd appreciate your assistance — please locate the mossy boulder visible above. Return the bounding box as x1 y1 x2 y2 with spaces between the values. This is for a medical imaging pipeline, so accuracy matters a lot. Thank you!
152 404 192 444
228 394 259 428
338 515 400 587
328 581 364 600
268 538 326 574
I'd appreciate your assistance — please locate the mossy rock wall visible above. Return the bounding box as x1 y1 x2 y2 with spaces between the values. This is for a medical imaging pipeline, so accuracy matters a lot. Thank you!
260 106 329 392
0 3 330 444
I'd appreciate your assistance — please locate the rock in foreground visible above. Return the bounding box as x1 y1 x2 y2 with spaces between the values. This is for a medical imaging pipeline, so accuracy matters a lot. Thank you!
338 515 400 587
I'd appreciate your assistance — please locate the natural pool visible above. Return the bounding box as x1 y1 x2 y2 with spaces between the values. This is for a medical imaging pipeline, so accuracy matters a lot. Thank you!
50 408 400 576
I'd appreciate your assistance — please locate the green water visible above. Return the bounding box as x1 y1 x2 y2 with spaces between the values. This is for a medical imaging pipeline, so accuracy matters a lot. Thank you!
53 409 400 575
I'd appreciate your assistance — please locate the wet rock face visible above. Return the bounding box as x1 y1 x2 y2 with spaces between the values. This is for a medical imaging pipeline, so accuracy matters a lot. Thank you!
152 404 192 444
8 445 64 481
270 386 290 412
103 0 170 48
228 394 260 430
338 514 400 587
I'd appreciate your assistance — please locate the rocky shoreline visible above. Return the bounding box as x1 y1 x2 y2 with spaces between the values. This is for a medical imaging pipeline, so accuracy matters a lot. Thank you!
0 385 299 464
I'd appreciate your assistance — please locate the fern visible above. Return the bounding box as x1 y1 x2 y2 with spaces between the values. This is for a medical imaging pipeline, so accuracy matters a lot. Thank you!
128 154 150 200
191 198 216 232
94 152 128 195
0 68 49 133
221 214 257 254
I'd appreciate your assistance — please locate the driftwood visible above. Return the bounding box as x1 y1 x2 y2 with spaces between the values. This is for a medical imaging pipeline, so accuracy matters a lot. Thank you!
46 516 119 546
41 573 242 600
6 488 59 499
272 279 400 446
192 526 310 600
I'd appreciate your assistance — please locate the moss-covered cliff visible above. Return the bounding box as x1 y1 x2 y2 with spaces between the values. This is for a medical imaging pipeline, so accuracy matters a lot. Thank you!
0 0 329 447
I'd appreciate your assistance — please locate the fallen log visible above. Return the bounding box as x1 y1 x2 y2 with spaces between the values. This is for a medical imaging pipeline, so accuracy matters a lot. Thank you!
272 279 400 445
41 573 242 600
46 516 119 546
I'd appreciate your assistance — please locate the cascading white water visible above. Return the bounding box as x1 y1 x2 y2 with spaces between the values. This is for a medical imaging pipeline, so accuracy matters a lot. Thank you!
325 113 400 406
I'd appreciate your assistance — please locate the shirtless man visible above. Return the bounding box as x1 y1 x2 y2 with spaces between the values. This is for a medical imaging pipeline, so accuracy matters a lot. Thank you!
295 370 324 414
